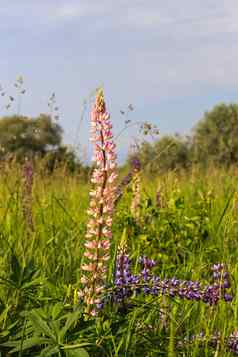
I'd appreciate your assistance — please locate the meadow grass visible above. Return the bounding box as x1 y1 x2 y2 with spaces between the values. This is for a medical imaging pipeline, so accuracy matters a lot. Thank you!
0 165 237 356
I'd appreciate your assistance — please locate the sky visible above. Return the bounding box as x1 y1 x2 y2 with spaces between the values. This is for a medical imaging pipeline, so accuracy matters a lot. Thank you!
1 0 238 162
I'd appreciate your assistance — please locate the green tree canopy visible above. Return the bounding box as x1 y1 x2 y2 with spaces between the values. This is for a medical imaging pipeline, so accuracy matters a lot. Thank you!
192 103 238 166
130 135 191 174
0 114 63 161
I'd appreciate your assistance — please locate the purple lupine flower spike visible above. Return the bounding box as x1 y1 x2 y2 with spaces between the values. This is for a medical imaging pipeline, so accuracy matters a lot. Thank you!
113 245 138 304
108 259 233 310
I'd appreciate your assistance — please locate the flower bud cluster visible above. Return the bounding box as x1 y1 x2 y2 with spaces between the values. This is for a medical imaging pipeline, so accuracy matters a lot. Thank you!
228 331 238 354
113 247 139 303
138 256 156 282
130 157 141 172
80 90 117 314
207 263 232 303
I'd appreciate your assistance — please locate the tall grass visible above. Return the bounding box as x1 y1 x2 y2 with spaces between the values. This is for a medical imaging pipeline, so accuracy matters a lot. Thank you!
0 164 237 355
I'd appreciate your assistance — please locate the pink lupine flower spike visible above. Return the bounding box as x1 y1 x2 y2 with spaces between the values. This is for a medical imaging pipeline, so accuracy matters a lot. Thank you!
80 89 117 315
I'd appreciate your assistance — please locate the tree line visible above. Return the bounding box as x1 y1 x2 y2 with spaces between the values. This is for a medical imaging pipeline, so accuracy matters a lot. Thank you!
0 102 238 174
0 114 87 174
130 102 238 173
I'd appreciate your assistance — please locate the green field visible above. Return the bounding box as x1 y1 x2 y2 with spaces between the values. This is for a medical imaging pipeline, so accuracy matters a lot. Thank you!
0 164 237 356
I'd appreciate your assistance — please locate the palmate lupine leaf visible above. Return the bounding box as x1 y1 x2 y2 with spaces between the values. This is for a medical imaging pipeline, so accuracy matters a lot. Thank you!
58 310 82 341
2 336 51 353
2 306 90 355
28 310 57 341
5 255 42 296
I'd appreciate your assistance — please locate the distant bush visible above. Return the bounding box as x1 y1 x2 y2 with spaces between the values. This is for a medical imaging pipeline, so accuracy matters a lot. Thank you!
0 114 62 161
0 114 89 175
191 103 238 167
129 134 191 174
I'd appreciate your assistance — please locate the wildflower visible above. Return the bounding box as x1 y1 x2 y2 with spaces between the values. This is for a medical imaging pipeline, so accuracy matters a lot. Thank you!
22 159 34 232
228 331 238 354
139 256 156 282
107 257 233 309
80 89 117 314
130 157 141 172
130 157 141 221
156 190 162 208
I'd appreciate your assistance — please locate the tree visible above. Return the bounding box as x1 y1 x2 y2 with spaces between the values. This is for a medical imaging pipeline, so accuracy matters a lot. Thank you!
0 114 63 161
153 135 191 172
130 135 191 174
192 103 238 166
44 145 82 173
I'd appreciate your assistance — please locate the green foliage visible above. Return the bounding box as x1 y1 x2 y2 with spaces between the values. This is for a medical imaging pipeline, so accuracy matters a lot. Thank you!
3 305 90 356
131 134 191 174
44 146 83 174
0 167 236 355
0 114 63 161
130 102 238 173
192 103 238 166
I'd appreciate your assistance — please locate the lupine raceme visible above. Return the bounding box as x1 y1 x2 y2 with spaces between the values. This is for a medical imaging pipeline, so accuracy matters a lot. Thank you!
79 89 117 315
130 158 141 221
22 159 34 232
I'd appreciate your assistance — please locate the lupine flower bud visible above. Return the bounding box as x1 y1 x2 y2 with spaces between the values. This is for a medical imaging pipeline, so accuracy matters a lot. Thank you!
130 157 141 172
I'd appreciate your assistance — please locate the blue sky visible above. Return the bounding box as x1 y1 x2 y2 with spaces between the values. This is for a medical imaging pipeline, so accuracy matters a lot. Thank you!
1 0 238 162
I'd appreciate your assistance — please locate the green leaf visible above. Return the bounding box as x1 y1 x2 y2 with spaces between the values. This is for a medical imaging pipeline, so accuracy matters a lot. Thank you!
40 345 61 356
29 310 56 341
7 337 51 353
51 302 63 320
59 310 81 340
10 254 22 286
65 348 90 357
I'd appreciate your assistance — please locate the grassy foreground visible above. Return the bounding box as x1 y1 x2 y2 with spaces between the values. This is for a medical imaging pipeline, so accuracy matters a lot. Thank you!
0 165 237 356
